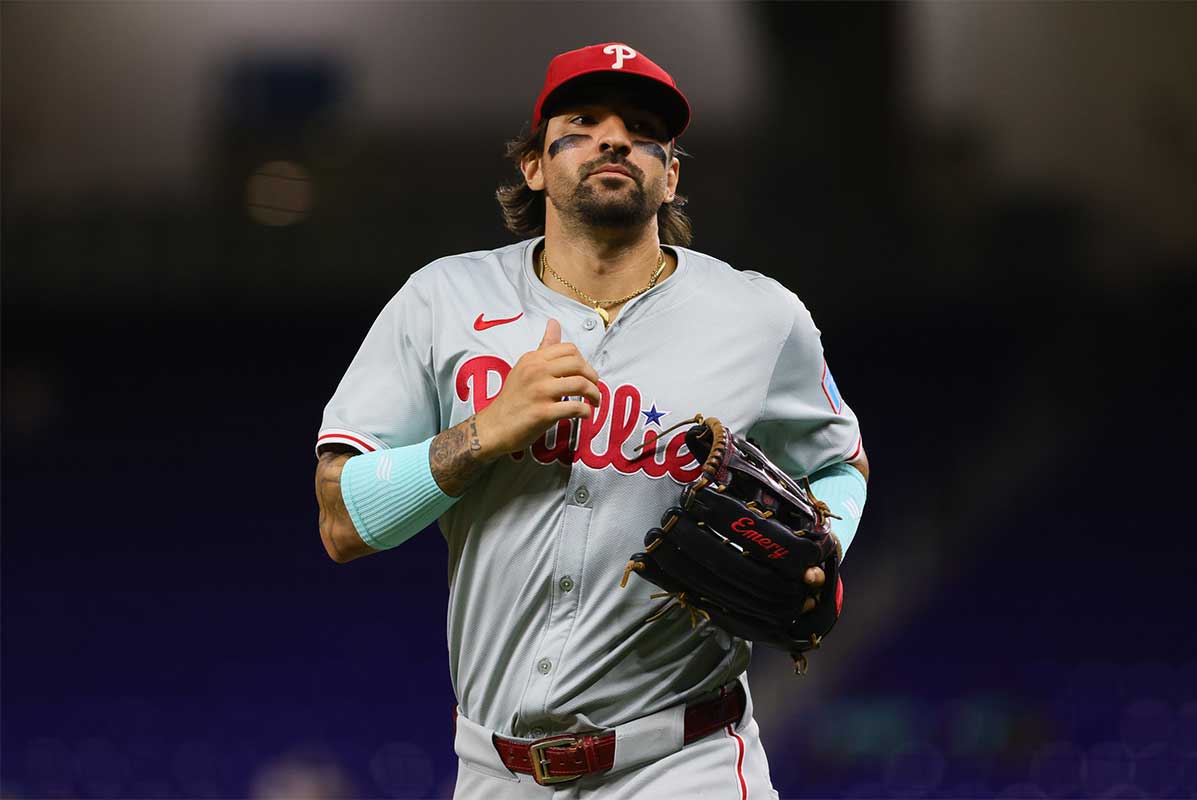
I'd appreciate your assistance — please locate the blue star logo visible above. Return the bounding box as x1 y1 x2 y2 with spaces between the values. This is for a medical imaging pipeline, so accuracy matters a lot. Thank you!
642 403 667 427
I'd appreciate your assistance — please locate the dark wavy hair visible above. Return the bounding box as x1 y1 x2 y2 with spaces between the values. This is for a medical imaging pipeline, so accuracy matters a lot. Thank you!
495 121 693 247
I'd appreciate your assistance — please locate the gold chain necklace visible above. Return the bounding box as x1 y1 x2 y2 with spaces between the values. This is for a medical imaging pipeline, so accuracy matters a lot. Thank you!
540 249 665 326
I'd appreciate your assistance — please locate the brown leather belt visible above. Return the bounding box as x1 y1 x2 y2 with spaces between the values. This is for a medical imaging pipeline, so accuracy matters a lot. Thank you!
492 682 746 786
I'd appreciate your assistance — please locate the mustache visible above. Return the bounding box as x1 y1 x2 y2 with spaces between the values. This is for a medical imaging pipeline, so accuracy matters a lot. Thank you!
581 154 644 182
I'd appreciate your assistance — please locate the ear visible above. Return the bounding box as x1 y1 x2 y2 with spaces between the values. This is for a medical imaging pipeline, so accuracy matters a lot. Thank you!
521 150 545 192
665 153 680 202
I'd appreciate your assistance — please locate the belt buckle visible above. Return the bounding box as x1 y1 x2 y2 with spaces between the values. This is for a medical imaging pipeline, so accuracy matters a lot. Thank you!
528 734 581 786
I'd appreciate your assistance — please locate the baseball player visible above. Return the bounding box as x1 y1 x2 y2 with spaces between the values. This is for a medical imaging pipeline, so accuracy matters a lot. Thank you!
315 43 869 799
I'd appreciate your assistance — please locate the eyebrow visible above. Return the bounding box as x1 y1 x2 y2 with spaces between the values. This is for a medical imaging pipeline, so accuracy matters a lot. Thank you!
562 103 662 120
561 108 668 138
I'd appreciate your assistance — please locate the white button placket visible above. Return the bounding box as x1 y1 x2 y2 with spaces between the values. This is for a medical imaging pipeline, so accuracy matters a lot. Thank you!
522 316 603 723
523 480 595 720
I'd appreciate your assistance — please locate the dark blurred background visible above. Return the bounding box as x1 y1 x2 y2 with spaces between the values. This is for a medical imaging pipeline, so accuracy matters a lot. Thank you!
3 2 1195 798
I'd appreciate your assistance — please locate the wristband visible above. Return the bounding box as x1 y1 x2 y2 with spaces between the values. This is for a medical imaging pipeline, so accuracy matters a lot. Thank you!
339 437 460 550
808 462 867 558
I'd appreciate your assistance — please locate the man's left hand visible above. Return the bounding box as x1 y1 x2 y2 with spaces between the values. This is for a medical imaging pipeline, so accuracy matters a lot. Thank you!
801 567 825 614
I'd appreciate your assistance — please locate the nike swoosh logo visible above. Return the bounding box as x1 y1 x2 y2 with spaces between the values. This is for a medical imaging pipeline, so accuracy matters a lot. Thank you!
474 312 524 331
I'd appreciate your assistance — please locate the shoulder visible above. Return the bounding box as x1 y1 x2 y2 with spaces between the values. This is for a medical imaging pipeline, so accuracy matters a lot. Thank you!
403 239 529 293
373 240 532 320
675 246 812 332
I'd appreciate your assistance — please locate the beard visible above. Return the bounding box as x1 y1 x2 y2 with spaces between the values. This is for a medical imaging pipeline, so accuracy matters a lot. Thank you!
547 159 663 231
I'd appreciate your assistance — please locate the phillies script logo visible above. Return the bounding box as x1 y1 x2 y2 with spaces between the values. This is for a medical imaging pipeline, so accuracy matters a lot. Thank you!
455 355 703 482
603 44 637 70
730 516 790 560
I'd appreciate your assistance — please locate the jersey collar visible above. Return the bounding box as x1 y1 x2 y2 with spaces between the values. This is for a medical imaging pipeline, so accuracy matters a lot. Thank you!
520 237 689 323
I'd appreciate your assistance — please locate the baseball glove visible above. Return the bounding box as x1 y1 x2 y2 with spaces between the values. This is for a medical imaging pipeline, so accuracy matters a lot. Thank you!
621 414 843 674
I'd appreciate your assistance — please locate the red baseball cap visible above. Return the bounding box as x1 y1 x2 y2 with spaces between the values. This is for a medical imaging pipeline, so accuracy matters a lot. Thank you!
532 43 691 139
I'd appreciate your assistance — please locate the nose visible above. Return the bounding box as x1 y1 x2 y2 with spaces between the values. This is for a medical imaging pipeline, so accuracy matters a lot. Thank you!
595 114 633 157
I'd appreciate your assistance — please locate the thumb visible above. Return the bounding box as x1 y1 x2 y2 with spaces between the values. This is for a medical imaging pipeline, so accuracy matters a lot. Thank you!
539 318 562 349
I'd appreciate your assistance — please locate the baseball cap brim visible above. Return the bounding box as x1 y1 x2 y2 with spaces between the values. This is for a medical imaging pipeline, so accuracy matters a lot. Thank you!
538 71 691 140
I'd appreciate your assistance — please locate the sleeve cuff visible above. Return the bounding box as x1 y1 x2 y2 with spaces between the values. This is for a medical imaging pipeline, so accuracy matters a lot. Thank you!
315 428 386 456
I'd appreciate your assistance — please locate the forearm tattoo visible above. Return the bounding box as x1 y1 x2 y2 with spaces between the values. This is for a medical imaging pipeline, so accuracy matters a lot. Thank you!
469 414 482 452
429 414 487 497
315 449 355 558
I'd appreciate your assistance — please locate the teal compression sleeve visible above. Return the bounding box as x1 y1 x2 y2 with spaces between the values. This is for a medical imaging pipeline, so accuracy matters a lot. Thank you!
339 437 461 550
808 462 868 558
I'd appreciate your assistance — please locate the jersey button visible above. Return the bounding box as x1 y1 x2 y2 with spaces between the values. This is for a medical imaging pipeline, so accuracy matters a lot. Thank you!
573 487 590 505
537 658 552 675
583 317 597 331
559 576 575 593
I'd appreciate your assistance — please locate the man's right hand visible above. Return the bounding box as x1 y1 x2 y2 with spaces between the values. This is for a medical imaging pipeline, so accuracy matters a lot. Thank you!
473 319 601 461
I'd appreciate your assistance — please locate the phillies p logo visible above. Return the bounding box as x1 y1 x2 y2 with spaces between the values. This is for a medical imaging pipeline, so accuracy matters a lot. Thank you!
603 44 637 70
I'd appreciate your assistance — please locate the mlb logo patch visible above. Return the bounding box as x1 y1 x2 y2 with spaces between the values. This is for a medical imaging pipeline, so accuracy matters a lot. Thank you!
821 361 843 415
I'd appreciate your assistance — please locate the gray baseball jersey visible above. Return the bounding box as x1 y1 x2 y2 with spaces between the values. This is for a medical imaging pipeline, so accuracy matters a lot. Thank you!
317 236 862 739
